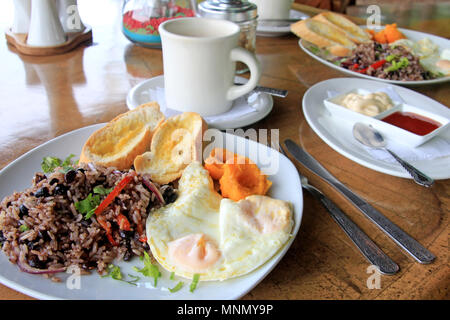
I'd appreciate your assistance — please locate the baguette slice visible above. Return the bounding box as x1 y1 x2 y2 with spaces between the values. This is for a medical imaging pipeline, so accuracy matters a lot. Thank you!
313 12 371 44
291 19 356 56
79 102 165 170
134 112 207 185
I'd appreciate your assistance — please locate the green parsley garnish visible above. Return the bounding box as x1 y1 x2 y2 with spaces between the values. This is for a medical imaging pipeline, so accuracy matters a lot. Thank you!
41 157 61 174
169 281 184 293
308 45 320 55
102 264 140 286
133 251 161 287
189 274 200 293
93 185 113 196
41 154 76 174
385 57 409 72
386 54 398 62
18 224 29 232
74 193 101 219
170 271 175 280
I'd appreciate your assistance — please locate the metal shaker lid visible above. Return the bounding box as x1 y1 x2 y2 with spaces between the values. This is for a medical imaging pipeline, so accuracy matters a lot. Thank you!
197 0 257 23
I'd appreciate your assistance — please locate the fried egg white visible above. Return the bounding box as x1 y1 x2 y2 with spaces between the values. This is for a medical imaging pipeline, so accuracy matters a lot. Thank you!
146 162 294 281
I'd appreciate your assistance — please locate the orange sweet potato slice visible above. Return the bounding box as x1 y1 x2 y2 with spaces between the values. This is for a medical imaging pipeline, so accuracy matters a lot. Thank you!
204 148 252 180
384 23 405 43
219 162 272 202
373 29 387 44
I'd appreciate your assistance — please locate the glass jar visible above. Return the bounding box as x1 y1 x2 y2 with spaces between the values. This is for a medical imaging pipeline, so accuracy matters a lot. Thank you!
197 0 258 74
122 0 196 48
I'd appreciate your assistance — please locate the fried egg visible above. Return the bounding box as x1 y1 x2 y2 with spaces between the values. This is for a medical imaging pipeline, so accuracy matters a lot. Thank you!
391 38 450 76
146 162 294 281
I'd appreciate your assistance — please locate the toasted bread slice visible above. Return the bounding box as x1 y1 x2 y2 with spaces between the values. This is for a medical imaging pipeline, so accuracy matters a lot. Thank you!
291 19 356 56
79 102 165 170
134 112 207 185
313 12 371 44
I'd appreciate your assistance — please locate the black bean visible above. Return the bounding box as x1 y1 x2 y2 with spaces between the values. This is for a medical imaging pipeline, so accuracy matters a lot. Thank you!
54 184 68 195
162 187 177 204
6 201 11 208
34 187 49 198
19 204 29 217
119 230 134 239
64 170 77 184
38 230 51 242
27 241 40 251
77 168 85 174
28 255 47 269
0 231 6 243
49 178 59 185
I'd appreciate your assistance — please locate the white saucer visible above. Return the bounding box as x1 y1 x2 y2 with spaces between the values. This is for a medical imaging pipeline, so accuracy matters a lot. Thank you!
302 78 450 180
126 75 273 130
256 10 309 37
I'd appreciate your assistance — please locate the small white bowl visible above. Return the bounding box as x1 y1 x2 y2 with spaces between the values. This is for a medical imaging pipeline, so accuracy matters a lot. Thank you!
324 89 450 148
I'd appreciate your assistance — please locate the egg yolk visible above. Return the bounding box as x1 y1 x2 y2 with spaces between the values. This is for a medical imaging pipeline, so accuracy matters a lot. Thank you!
168 233 221 272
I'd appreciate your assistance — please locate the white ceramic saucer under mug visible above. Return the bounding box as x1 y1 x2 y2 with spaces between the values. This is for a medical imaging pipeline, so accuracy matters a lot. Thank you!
126 75 274 130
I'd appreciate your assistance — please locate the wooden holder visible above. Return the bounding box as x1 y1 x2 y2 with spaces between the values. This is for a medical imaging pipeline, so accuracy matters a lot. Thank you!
5 26 92 56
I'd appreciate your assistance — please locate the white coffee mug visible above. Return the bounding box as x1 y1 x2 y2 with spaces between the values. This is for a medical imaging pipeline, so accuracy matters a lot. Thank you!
251 0 294 20
159 18 261 117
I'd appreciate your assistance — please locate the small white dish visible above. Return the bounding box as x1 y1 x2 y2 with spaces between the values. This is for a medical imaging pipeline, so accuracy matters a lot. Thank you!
323 89 449 147
299 27 450 86
126 75 274 130
324 88 401 123
0 124 303 300
302 78 450 180
256 9 309 37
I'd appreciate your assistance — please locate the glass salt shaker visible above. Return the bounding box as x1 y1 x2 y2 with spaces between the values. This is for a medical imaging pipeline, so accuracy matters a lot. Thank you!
197 0 258 74
122 0 196 48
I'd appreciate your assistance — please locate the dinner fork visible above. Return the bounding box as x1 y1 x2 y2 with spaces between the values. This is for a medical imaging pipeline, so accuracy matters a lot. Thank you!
279 145 399 275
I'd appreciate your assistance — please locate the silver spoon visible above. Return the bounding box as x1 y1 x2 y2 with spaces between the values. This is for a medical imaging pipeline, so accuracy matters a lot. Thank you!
352 122 434 187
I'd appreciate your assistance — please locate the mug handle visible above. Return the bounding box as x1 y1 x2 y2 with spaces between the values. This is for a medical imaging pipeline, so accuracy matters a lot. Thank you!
227 47 261 101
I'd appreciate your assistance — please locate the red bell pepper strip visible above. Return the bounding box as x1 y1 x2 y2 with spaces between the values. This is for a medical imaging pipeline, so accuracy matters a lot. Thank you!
116 213 131 231
94 171 136 246
356 59 387 74
138 236 148 243
97 215 118 246
94 171 136 216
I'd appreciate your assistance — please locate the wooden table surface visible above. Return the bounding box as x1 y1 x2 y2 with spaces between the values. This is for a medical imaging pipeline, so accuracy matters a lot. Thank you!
0 0 448 300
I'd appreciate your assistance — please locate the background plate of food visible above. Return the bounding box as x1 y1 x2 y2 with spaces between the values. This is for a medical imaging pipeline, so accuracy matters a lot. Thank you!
0 104 303 300
293 12 450 86
302 78 450 180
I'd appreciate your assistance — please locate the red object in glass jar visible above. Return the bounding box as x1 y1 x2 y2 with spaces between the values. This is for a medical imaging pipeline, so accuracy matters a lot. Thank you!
381 111 441 136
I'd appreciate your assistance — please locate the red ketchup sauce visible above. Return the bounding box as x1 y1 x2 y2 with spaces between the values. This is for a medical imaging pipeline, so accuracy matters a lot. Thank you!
381 112 441 136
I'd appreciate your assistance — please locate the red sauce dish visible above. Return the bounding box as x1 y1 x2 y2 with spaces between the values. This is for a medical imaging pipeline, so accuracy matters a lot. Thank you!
381 111 442 136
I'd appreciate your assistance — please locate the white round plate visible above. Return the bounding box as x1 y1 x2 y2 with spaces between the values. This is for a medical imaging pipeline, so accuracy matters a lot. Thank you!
299 27 450 86
256 9 309 37
127 75 273 130
302 78 450 180
0 124 303 300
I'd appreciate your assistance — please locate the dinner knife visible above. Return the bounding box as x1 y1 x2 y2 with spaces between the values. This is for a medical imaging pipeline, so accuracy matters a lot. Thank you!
279 146 399 274
284 139 436 264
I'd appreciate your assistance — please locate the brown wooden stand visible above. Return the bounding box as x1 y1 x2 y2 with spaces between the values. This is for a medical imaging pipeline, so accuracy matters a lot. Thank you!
4 26 92 56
